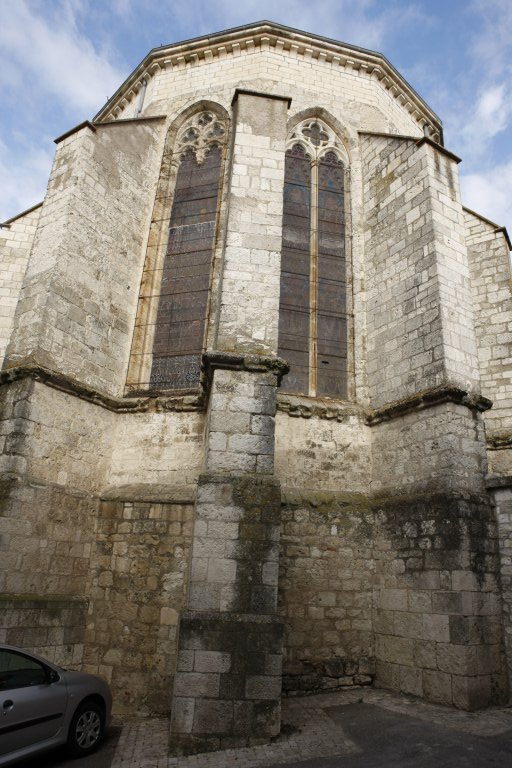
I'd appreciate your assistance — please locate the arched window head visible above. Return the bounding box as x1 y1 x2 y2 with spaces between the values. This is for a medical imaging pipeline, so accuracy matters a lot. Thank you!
126 108 228 394
149 110 227 391
175 111 226 165
287 119 349 164
278 118 348 399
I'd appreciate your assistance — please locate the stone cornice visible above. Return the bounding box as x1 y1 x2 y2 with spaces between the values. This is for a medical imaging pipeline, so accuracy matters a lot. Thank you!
0 364 204 413
366 386 492 426
101 484 196 503
277 386 492 424
277 394 364 422
93 21 441 140
1 367 493 425
202 351 289 385
487 433 512 450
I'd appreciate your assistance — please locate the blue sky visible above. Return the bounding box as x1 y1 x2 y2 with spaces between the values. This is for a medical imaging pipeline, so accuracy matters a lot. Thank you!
1 0 511 235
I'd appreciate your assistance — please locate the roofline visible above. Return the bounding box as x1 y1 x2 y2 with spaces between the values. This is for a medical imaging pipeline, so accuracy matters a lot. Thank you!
463 206 511 250
1 201 43 228
93 20 442 138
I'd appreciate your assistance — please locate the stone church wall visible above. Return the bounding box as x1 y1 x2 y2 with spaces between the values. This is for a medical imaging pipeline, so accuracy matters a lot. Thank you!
3 119 165 396
464 210 512 476
0 205 40 364
0 379 112 592
0 22 511 747
84 498 194 716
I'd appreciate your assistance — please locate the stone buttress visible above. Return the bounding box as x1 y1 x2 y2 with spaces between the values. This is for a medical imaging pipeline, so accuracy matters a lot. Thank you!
169 91 290 753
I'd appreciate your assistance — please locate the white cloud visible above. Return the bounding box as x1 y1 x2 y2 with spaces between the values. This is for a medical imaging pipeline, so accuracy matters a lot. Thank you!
156 0 427 53
0 138 53 223
441 79 512 167
0 0 127 219
0 0 124 114
460 160 512 231
469 0 512 76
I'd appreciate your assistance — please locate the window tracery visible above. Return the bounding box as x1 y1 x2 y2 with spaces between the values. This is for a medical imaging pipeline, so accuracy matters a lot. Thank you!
126 108 227 393
278 119 348 399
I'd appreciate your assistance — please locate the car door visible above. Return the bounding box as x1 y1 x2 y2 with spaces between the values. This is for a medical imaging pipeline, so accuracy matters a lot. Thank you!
0 648 68 757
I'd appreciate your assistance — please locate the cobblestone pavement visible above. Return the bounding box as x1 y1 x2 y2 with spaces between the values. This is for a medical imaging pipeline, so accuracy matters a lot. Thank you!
111 688 512 768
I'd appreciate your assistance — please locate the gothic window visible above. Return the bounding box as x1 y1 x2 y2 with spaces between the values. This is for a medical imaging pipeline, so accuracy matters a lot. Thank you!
278 119 348 399
126 109 227 393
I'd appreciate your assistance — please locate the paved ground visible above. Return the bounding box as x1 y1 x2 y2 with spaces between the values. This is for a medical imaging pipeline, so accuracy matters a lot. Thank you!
17 688 512 768
13 724 121 768
111 688 512 768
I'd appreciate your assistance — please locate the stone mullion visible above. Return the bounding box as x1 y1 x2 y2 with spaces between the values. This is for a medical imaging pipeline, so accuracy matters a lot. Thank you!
309 159 319 397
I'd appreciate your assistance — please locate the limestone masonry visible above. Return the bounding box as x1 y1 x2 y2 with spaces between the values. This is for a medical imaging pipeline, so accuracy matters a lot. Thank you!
1 21 511 755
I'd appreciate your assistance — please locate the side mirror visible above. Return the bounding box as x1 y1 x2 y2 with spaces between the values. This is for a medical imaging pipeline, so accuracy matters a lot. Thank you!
47 669 60 684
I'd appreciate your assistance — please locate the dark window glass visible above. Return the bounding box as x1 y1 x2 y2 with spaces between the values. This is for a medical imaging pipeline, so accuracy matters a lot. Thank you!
150 145 222 390
278 145 311 394
278 142 347 398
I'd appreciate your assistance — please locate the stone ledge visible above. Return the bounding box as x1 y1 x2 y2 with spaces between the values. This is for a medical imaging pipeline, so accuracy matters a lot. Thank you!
0 594 87 605
202 351 289 385
0 364 205 413
101 483 196 503
277 394 365 422
366 385 492 426
487 433 512 450
276 386 491 424
486 474 512 490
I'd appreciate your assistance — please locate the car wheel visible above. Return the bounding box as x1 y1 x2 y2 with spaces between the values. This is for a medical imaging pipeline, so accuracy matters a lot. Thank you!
67 700 105 757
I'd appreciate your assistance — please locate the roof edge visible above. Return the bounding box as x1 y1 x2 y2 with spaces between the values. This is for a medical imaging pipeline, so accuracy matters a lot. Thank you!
463 206 511 250
1 201 43 228
93 20 442 138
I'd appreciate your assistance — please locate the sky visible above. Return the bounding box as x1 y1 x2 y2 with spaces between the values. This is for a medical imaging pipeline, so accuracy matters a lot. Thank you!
1 0 511 237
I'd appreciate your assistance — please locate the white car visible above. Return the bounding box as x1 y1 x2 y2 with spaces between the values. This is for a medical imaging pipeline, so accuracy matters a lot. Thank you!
0 645 112 766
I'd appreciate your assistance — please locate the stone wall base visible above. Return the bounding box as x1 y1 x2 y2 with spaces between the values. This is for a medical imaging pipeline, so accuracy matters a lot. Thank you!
373 492 509 710
0 596 87 668
170 611 283 755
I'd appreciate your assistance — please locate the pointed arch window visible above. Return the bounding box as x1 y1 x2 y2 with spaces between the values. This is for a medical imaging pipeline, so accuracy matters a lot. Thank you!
278 119 348 398
126 109 227 393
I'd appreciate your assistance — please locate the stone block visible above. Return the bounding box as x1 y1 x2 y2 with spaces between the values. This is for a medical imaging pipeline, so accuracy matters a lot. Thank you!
173 672 220 698
193 699 234 734
188 584 222 612
394 611 423 639
436 644 478 676
207 558 237 584
422 613 450 642
399 665 423 697
376 634 414 666
379 588 408 611
408 590 433 613
413 639 437 669
171 697 195 734
245 675 282 700
375 660 400 691
432 591 464 614
451 674 492 711
423 670 452 706
194 651 231 674
177 651 194 672
448 615 483 645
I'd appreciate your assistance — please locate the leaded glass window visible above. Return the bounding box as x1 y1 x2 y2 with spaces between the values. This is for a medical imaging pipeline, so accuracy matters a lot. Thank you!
279 119 348 398
126 109 227 393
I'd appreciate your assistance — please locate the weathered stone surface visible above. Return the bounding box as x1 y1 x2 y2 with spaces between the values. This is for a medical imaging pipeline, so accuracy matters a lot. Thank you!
0 19 511 759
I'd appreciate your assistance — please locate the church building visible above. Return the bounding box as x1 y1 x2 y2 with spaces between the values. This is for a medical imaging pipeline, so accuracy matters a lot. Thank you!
1 21 511 754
